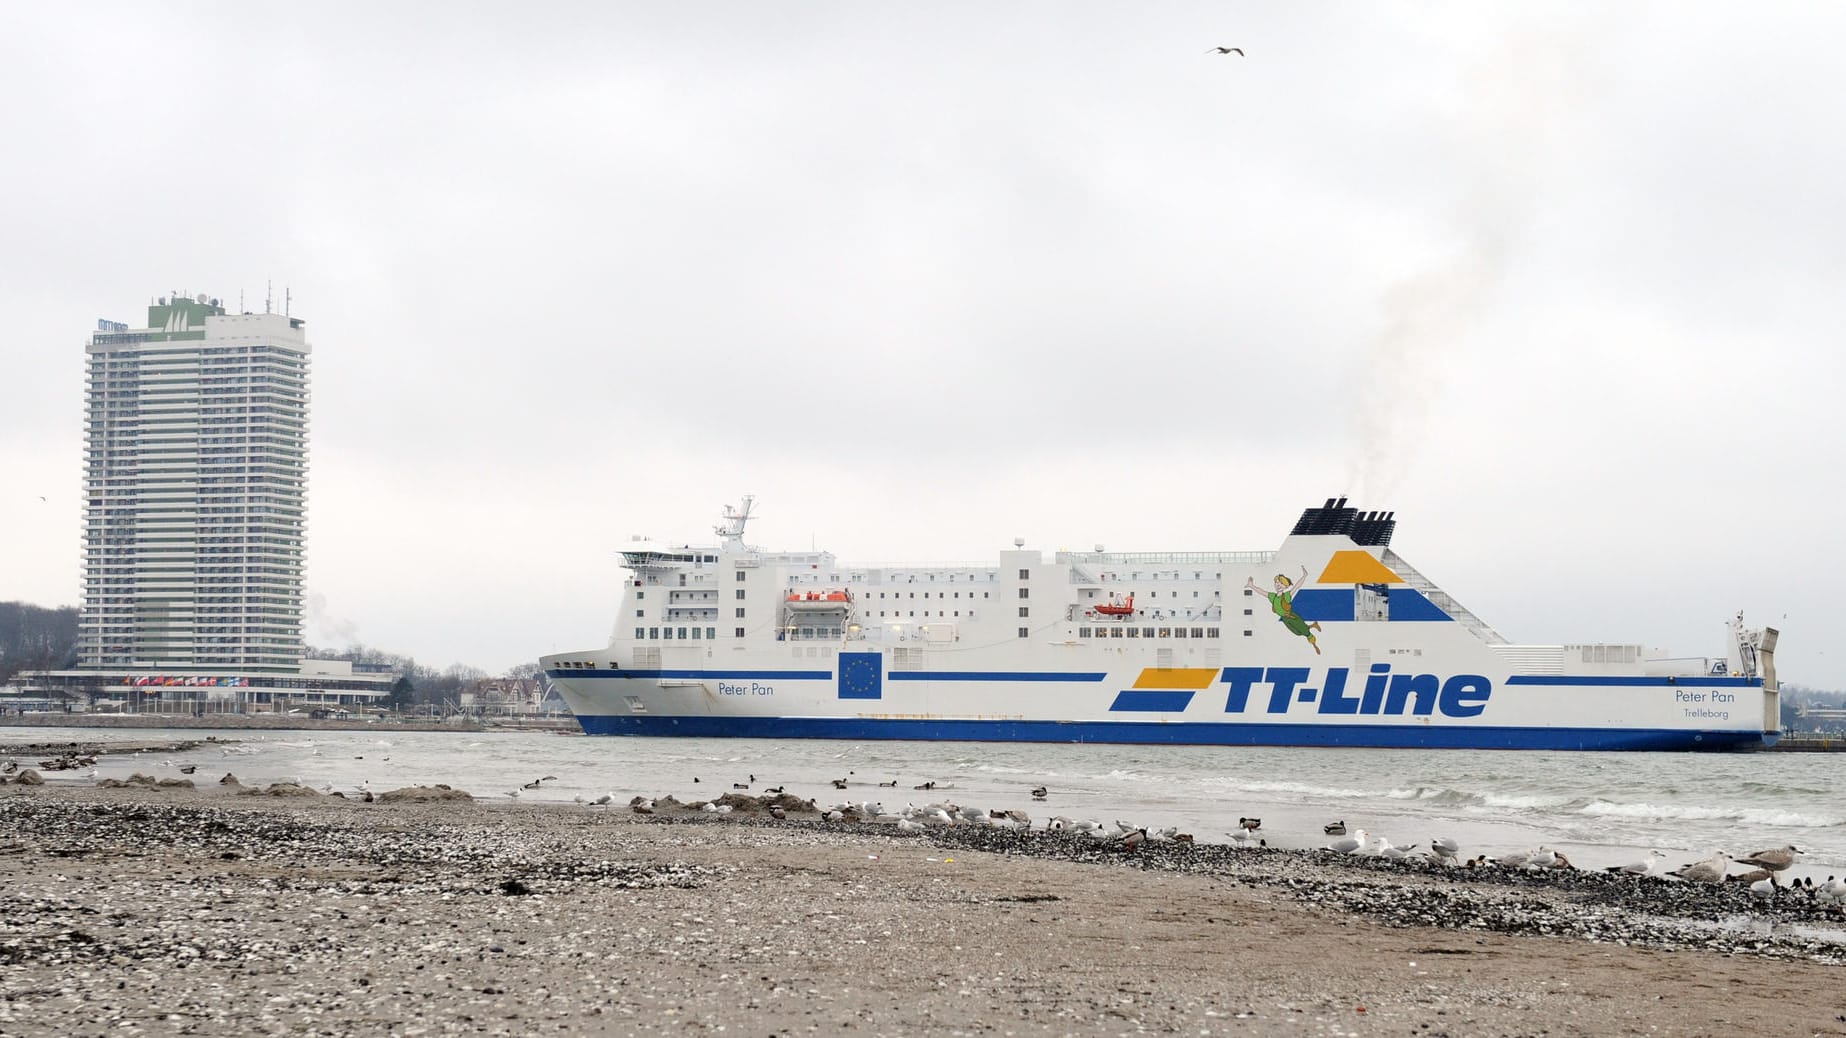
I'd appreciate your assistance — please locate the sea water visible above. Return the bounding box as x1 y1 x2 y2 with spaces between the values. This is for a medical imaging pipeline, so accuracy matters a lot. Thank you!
6 726 1841 880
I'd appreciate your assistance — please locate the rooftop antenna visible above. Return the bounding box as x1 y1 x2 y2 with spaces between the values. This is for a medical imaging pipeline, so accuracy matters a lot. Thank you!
284 286 291 317
265 280 273 315
239 289 245 313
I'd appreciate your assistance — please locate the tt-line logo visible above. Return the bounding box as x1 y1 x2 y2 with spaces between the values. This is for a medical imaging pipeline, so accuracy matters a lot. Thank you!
1222 665 1492 719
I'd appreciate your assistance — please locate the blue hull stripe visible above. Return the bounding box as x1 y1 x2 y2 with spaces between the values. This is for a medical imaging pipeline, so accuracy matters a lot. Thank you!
572 714 1775 751
548 669 831 680
886 671 1108 682
1505 675 1764 688
1108 690 1197 712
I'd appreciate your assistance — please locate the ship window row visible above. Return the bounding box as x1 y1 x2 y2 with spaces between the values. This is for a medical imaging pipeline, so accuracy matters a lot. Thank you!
874 591 989 599
635 627 719 640
876 611 973 618
1076 626 1219 639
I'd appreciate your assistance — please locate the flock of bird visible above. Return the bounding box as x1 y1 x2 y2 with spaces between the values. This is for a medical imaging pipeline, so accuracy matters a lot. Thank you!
1313 820 1834 900
570 775 1846 907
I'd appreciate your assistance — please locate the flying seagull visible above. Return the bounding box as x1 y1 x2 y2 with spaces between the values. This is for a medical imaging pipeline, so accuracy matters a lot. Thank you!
1207 46 1244 56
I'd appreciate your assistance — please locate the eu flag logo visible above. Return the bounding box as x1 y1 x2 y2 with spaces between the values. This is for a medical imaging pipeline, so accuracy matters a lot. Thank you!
838 652 882 700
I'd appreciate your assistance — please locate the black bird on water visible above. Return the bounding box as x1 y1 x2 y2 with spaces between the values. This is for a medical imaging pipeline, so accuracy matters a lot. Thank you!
1207 46 1244 56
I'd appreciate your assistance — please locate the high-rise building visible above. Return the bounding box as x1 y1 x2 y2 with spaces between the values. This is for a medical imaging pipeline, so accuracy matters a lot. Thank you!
80 293 310 673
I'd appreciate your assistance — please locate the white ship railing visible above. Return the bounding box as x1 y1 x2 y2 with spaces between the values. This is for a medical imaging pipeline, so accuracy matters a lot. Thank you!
1055 550 1277 566
1381 548 1508 645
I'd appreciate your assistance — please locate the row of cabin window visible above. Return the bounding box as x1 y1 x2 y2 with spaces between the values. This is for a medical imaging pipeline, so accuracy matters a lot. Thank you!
1076 626 1222 639
634 627 719 640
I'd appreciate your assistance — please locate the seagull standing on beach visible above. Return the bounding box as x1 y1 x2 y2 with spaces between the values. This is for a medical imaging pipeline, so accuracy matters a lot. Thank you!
1430 837 1461 865
1326 828 1368 854
1670 852 1731 884
1733 844 1804 885
1605 850 1667 877
1820 876 1846 906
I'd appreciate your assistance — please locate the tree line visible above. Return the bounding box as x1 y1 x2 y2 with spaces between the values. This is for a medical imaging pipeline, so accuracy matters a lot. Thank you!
0 602 79 682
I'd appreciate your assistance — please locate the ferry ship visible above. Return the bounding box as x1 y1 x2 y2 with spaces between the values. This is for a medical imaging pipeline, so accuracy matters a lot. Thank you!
541 497 1780 751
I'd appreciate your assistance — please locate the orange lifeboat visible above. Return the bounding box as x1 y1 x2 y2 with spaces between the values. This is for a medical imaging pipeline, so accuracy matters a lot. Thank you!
786 589 854 608
1093 593 1134 617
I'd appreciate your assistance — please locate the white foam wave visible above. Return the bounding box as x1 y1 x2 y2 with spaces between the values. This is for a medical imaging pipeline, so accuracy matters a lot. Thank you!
1479 792 1577 810
966 764 1036 776
1382 786 1450 801
1236 780 1381 800
1576 800 1844 828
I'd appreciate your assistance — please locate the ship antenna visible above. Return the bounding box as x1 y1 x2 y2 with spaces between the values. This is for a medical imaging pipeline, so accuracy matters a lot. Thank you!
715 494 756 550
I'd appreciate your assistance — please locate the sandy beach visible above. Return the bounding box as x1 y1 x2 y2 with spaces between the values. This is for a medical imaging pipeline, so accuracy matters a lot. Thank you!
3 780 1843 1038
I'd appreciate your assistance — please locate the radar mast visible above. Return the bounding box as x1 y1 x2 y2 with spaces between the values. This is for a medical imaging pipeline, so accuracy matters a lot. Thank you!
715 495 756 551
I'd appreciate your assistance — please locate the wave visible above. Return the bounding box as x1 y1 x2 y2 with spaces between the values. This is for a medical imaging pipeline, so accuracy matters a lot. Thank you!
1234 779 1390 800
964 763 1038 776
1575 800 1844 828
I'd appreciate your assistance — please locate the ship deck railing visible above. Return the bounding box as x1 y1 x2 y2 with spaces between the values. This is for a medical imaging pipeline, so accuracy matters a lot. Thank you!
1381 548 1509 645
1055 550 1278 566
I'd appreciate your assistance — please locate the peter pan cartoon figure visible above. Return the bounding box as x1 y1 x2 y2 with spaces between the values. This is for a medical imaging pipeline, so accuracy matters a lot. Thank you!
1247 565 1322 655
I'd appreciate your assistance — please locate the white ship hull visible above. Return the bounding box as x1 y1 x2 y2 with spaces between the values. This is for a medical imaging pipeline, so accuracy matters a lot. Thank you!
542 498 1780 752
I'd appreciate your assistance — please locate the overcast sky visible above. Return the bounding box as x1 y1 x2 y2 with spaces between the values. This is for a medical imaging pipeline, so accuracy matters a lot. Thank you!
2 3 1841 686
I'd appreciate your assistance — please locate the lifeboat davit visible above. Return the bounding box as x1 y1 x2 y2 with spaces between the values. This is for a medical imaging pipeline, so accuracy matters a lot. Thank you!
1093 593 1134 617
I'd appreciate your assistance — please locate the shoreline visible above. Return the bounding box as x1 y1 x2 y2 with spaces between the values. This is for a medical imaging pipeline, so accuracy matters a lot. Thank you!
3 782 1843 1036
0 713 580 734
